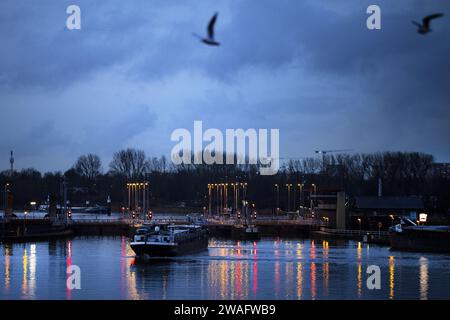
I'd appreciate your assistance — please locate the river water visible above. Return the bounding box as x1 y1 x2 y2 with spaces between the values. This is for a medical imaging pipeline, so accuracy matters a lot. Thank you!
1 236 449 300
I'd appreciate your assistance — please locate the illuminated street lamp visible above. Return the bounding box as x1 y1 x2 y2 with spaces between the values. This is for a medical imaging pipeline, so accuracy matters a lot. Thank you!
207 184 213 216
224 183 228 212
232 183 238 212
127 182 150 218
215 184 219 214
218 183 223 214
357 218 362 232
3 183 11 219
23 210 28 234
389 214 395 226
310 184 317 213
286 184 293 212
30 201 37 217
274 184 280 215
297 183 304 212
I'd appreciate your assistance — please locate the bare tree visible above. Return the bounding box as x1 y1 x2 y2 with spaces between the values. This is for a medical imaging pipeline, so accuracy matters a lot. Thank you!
109 148 147 179
74 154 102 180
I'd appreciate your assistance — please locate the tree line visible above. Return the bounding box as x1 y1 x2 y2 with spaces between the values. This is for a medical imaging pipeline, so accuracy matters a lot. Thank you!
0 149 449 214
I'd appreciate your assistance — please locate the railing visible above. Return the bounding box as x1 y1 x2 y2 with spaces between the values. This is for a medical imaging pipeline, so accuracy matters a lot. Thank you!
206 217 323 226
152 218 189 223
69 219 129 224
70 217 191 225
320 227 389 237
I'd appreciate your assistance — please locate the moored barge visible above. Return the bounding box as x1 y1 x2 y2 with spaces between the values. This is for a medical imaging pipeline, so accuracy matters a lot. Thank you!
389 219 450 253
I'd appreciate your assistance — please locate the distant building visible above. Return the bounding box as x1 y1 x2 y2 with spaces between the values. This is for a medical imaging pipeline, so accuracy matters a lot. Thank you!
349 196 425 230
431 163 450 179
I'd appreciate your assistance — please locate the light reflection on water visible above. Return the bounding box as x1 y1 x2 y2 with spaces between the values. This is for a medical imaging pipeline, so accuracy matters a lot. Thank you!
419 256 428 300
1 236 450 300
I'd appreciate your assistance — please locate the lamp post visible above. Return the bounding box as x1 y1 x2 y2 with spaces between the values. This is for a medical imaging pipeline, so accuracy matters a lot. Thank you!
234 182 239 213
127 183 131 211
286 184 293 212
310 184 316 213
4 183 10 213
357 218 362 233
389 214 395 226
30 201 37 218
207 184 212 216
215 184 219 215
219 183 223 214
229 183 232 214
23 210 27 234
274 184 279 215
224 183 228 213
297 183 304 214
2 183 11 229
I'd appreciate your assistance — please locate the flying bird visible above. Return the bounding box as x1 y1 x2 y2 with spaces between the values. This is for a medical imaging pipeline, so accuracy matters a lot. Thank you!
412 13 444 34
193 12 220 46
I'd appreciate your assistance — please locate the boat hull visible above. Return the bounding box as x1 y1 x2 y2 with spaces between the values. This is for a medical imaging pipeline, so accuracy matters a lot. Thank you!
131 237 208 257
390 228 450 253
231 226 260 240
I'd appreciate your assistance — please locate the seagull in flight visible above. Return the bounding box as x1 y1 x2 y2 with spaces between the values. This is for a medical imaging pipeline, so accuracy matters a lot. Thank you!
193 12 220 46
412 13 444 34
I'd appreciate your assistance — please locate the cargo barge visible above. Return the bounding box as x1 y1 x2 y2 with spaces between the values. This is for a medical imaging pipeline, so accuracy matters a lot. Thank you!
130 224 208 257
389 218 450 253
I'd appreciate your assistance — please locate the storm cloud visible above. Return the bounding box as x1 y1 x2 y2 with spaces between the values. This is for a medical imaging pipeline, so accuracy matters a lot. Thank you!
0 0 449 172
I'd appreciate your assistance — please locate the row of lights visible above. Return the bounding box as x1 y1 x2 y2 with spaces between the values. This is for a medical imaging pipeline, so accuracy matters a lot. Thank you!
355 213 428 229
274 183 317 192
126 183 149 187
207 182 248 187
130 210 153 220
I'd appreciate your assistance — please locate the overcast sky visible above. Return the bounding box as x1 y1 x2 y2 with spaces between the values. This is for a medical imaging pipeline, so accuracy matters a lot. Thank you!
0 0 449 172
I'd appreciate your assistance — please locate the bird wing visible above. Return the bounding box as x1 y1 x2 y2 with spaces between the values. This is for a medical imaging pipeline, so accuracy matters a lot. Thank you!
423 13 444 27
207 13 218 39
411 21 422 28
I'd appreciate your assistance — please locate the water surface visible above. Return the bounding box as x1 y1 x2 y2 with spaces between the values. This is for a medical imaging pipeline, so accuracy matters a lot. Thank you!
1 236 450 300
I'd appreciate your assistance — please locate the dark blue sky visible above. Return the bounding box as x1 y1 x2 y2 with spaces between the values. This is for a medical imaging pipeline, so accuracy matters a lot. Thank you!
0 0 449 172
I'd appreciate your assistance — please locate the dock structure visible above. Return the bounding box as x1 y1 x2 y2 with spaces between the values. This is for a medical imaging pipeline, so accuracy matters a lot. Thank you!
1 213 323 239
1 214 391 244
311 227 390 245
206 216 321 237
